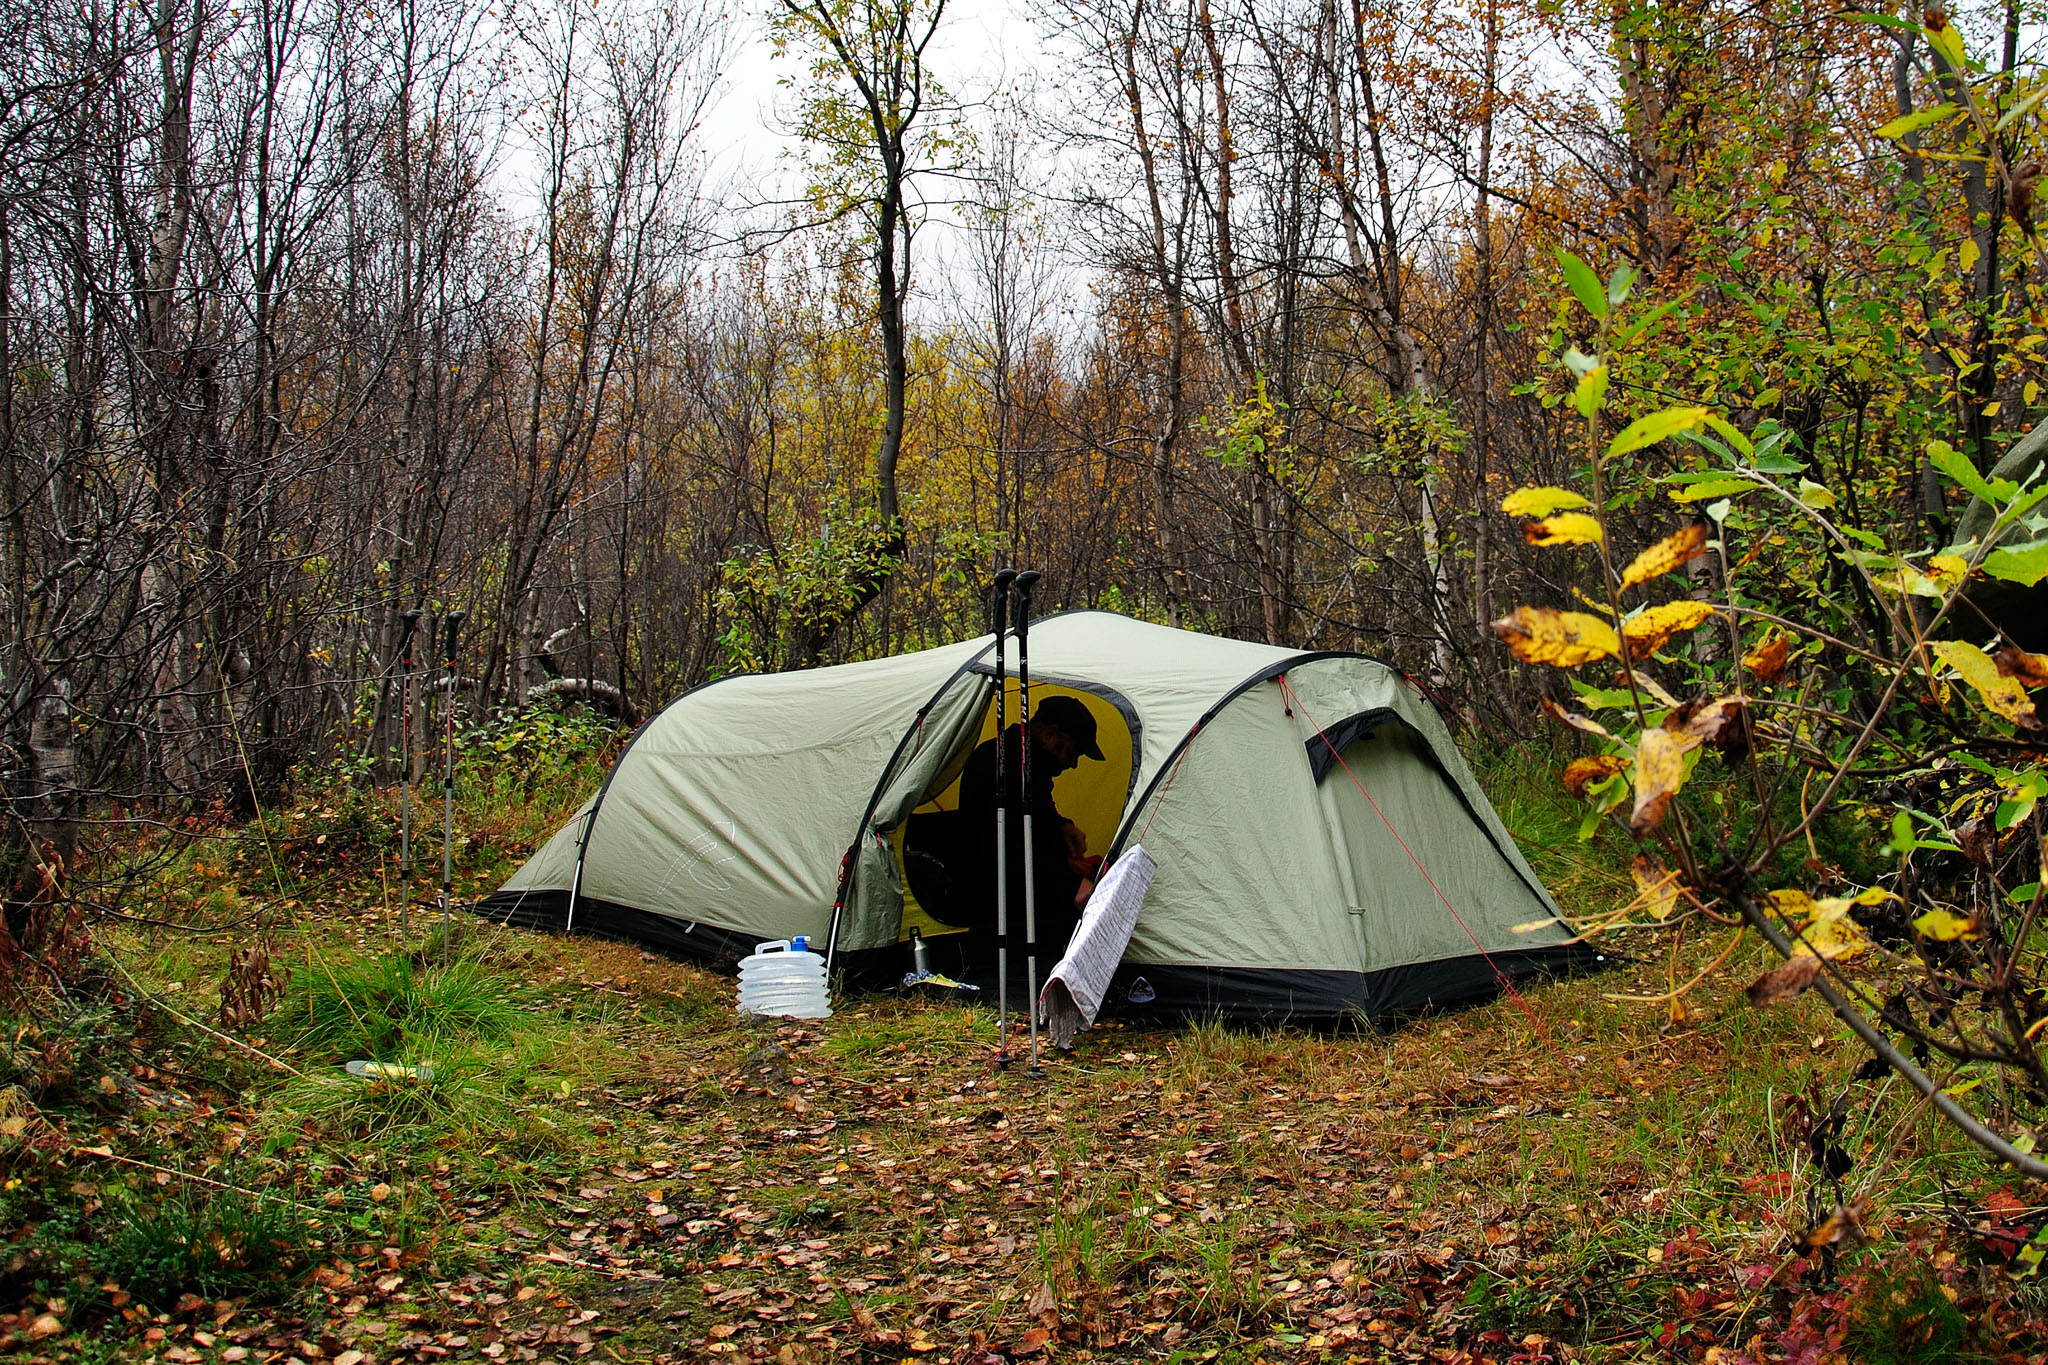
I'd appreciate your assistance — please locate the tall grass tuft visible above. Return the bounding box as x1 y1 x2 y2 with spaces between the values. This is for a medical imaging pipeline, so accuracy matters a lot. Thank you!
286 951 520 1061
95 1183 318 1307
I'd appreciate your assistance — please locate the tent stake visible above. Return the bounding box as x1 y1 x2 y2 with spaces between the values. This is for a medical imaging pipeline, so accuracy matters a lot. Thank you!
1012 570 1044 1078
989 569 1017 1068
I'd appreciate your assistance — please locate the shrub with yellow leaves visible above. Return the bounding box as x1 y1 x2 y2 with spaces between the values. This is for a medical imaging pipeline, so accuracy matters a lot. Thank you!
1498 247 2048 1182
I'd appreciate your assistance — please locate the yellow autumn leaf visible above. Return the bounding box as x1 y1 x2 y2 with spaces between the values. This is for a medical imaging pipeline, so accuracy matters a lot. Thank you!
1932 640 2041 728
1767 889 1871 960
1913 907 1978 941
1743 635 1791 683
1563 754 1627 797
1631 855 1683 920
1541 697 1612 737
1799 906 1871 961
1501 486 1590 518
1925 553 1970 591
1523 512 1605 546
1621 599 1718 657
1492 607 1620 667
1629 728 1690 834
1996 646 2048 689
1619 523 1709 589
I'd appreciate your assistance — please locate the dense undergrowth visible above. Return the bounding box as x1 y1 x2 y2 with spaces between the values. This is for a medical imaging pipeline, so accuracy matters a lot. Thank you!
2 720 2045 1363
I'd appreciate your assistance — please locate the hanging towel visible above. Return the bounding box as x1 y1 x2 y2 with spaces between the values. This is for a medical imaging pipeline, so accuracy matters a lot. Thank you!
1038 844 1156 1049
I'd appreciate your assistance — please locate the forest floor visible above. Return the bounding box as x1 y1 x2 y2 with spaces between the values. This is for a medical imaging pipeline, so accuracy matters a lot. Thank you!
4 765 2047 1363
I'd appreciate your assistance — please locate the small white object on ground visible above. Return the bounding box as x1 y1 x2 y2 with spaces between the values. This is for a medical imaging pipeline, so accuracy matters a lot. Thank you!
345 1060 435 1081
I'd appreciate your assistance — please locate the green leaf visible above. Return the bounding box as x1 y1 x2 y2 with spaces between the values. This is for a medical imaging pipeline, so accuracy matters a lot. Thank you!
1998 794 2039 831
1983 538 2048 586
1875 103 1959 140
1996 85 2048 133
1607 265 1637 307
1558 250 1608 321
1798 479 1837 509
1608 406 1709 458
1611 298 1682 348
1573 364 1609 419
1699 413 1754 457
1845 9 1921 31
1925 21 1967 73
1753 453 1804 475
1670 477 1758 503
1928 439 2017 503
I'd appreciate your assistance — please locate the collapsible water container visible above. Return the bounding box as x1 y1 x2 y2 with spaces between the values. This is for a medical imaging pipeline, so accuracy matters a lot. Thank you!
736 939 831 1019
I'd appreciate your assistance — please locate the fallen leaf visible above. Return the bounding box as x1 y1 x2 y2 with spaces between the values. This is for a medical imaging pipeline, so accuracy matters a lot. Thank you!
1493 608 1619 667
1805 1199 1869 1250
1620 523 1708 589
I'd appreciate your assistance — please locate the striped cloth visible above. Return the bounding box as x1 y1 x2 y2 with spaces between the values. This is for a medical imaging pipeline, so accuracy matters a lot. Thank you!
1038 844 1156 1049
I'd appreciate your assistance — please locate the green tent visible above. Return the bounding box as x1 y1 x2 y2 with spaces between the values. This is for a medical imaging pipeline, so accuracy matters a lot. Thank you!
479 611 1588 1020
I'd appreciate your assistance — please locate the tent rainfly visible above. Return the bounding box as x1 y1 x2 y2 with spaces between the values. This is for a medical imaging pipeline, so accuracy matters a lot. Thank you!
478 611 1590 1021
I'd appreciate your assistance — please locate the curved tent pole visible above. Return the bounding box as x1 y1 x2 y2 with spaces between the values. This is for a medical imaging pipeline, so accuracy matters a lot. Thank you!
561 671 754 937
1097 650 1556 913
824 640 1003 973
1101 650 1367 866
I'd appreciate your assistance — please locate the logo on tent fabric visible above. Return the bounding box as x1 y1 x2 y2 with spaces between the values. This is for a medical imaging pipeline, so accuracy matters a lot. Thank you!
1126 976 1156 1005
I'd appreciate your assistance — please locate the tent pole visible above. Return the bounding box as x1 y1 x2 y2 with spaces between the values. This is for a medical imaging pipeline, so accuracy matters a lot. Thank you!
438 610 466 966
989 569 1017 1068
1012 570 1043 1077
395 609 422 940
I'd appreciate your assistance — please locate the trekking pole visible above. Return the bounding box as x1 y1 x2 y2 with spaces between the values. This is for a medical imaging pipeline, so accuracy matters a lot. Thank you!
1011 569 1044 1077
439 609 466 966
989 568 1017 1068
395 609 423 940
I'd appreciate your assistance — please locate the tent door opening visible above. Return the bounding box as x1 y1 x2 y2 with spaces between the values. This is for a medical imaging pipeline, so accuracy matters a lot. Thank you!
896 678 1134 981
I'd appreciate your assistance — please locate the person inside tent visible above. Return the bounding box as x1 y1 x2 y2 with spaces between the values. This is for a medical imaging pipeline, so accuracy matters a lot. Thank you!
907 695 1107 971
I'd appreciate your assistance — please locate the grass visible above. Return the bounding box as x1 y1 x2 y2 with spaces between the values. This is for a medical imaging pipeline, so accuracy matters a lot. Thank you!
284 949 523 1062
3 743 2041 1361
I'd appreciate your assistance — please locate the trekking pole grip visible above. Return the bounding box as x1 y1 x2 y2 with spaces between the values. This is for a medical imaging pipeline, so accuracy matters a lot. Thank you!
1012 570 1040 626
992 568 1016 637
442 610 465 668
398 609 422 665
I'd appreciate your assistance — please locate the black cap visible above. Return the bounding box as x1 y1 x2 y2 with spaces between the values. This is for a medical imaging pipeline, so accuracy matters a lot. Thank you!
1033 695 1104 760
